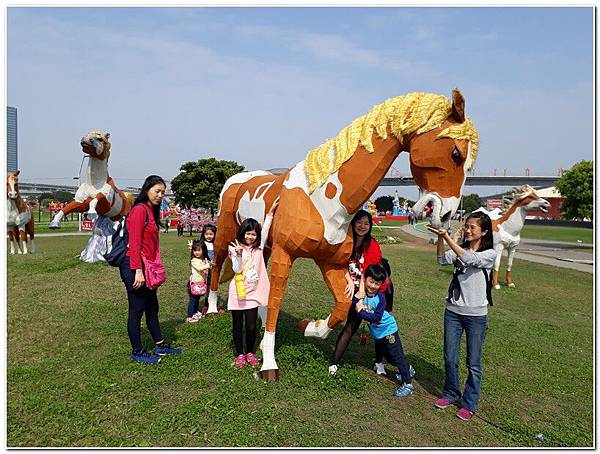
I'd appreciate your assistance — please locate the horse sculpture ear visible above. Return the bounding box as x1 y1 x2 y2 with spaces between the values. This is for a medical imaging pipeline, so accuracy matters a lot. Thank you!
15 170 20 176
105 132 111 140
450 89 465 123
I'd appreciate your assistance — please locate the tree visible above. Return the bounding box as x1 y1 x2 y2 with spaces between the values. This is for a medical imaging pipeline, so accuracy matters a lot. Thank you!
171 158 245 216
37 192 55 205
555 160 593 220
462 193 483 213
53 190 75 203
375 195 394 213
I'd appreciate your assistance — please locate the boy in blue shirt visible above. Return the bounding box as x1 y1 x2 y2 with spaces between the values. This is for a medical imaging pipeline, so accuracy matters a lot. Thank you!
355 264 415 398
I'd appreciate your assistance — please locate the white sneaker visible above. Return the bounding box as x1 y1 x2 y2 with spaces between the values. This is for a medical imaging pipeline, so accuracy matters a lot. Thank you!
373 362 386 375
328 364 339 375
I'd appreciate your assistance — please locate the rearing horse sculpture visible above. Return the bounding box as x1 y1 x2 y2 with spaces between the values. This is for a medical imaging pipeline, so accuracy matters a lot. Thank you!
7 171 35 254
49 131 131 228
491 185 550 289
210 90 480 380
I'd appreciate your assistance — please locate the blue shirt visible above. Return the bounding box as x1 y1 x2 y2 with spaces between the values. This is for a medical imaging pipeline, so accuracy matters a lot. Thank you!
355 292 398 339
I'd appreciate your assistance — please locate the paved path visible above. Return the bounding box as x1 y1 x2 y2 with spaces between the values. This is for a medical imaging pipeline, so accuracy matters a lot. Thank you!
399 224 593 274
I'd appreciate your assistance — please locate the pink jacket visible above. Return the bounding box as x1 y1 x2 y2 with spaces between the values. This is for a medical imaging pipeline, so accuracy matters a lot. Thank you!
227 245 270 310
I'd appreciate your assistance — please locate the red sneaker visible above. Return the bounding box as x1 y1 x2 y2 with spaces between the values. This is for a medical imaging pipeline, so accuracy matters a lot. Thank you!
246 352 261 367
456 407 474 421
434 397 453 409
235 354 246 368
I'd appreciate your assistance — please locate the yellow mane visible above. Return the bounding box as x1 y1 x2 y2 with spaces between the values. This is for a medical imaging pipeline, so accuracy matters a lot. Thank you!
303 92 479 193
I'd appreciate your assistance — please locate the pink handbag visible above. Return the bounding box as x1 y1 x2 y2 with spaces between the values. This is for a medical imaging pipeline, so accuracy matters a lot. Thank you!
140 205 166 290
190 281 207 296
142 250 166 290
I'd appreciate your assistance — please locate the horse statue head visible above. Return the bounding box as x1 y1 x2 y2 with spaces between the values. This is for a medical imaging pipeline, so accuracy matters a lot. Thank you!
7 170 21 199
303 89 478 228
501 185 551 215
408 90 479 227
81 131 111 161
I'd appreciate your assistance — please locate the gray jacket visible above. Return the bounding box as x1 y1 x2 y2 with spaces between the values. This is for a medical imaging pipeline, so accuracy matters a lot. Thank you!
438 248 497 316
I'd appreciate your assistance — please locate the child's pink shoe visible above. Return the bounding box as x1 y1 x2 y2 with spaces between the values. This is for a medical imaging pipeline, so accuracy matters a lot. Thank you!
235 354 246 368
245 352 260 366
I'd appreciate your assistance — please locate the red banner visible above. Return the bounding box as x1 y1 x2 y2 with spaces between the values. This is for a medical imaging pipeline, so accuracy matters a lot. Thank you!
486 199 503 210
82 220 95 231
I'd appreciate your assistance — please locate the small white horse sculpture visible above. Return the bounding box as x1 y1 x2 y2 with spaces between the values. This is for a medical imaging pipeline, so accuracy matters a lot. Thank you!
7 171 35 254
49 131 131 228
485 185 550 289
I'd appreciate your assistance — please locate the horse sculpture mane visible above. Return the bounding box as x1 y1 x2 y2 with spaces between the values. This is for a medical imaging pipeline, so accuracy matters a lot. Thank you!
500 185 536 214
304 92 479 193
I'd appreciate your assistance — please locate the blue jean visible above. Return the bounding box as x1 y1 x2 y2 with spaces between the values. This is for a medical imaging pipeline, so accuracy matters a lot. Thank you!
442 309 488 412
187 280 201 317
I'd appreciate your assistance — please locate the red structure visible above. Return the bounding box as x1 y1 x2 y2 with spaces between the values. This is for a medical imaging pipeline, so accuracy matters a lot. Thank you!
526 187 564 219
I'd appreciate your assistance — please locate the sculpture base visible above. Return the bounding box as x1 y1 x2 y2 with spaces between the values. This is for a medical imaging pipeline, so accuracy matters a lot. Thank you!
260 369 279 381
297 319 311 334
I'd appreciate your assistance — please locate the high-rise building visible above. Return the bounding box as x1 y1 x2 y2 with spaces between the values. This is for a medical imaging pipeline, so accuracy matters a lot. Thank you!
7 106 18 172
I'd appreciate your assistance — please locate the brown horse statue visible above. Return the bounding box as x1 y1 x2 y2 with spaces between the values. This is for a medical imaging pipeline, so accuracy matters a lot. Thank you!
210 90 480 380
7 171 35 254
49 131 131 228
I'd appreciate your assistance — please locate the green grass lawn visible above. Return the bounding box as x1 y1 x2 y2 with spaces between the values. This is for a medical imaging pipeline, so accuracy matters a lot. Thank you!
7 233 593 447
520 225 593 244
412 221 593 245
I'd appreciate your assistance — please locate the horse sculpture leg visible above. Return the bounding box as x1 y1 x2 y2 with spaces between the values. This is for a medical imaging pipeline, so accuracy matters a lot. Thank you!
493 243 504 289
298 262 350 339
18 228 28 254
27 217 35 253
49 200 91 228
8 228 20 254
260 246 293 381
506 247 517 288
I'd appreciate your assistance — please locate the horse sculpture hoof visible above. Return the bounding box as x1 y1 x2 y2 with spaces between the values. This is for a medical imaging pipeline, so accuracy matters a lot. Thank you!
260 369 279 381
297 319 311 334
494 284 501 290
507 283 515 288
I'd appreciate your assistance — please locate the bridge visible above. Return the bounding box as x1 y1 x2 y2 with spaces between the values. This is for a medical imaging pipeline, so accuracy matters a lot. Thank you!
16 175 558 199
380 175 558 187
17 182 146 199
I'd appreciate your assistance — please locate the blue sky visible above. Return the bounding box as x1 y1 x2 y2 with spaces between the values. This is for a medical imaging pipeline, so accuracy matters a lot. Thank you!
7 7 593 198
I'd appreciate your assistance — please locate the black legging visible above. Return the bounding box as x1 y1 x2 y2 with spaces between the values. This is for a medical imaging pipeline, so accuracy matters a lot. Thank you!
119 256 163 353
331 305 387 365
231 308 258 356
331 307 362 365
127 286 163 352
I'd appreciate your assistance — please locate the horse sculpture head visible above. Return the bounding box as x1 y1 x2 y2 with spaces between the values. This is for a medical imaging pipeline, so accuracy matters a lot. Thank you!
81 131 111 160
502 185 551 214
409 90 479 228
7 170 20 200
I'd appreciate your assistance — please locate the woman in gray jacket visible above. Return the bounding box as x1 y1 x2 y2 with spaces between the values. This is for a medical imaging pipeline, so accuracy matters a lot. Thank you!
427 211 496 422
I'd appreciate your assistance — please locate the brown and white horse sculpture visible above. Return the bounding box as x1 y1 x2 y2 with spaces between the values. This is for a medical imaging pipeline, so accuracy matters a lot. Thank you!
210 90 480 380
7 171 35 254
49 131 131 228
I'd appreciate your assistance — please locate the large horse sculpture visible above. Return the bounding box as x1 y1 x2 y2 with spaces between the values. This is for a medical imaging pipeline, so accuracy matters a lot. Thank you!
490 185 550 289
7 171 35 254
210 90 480 380
49 131 131 228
